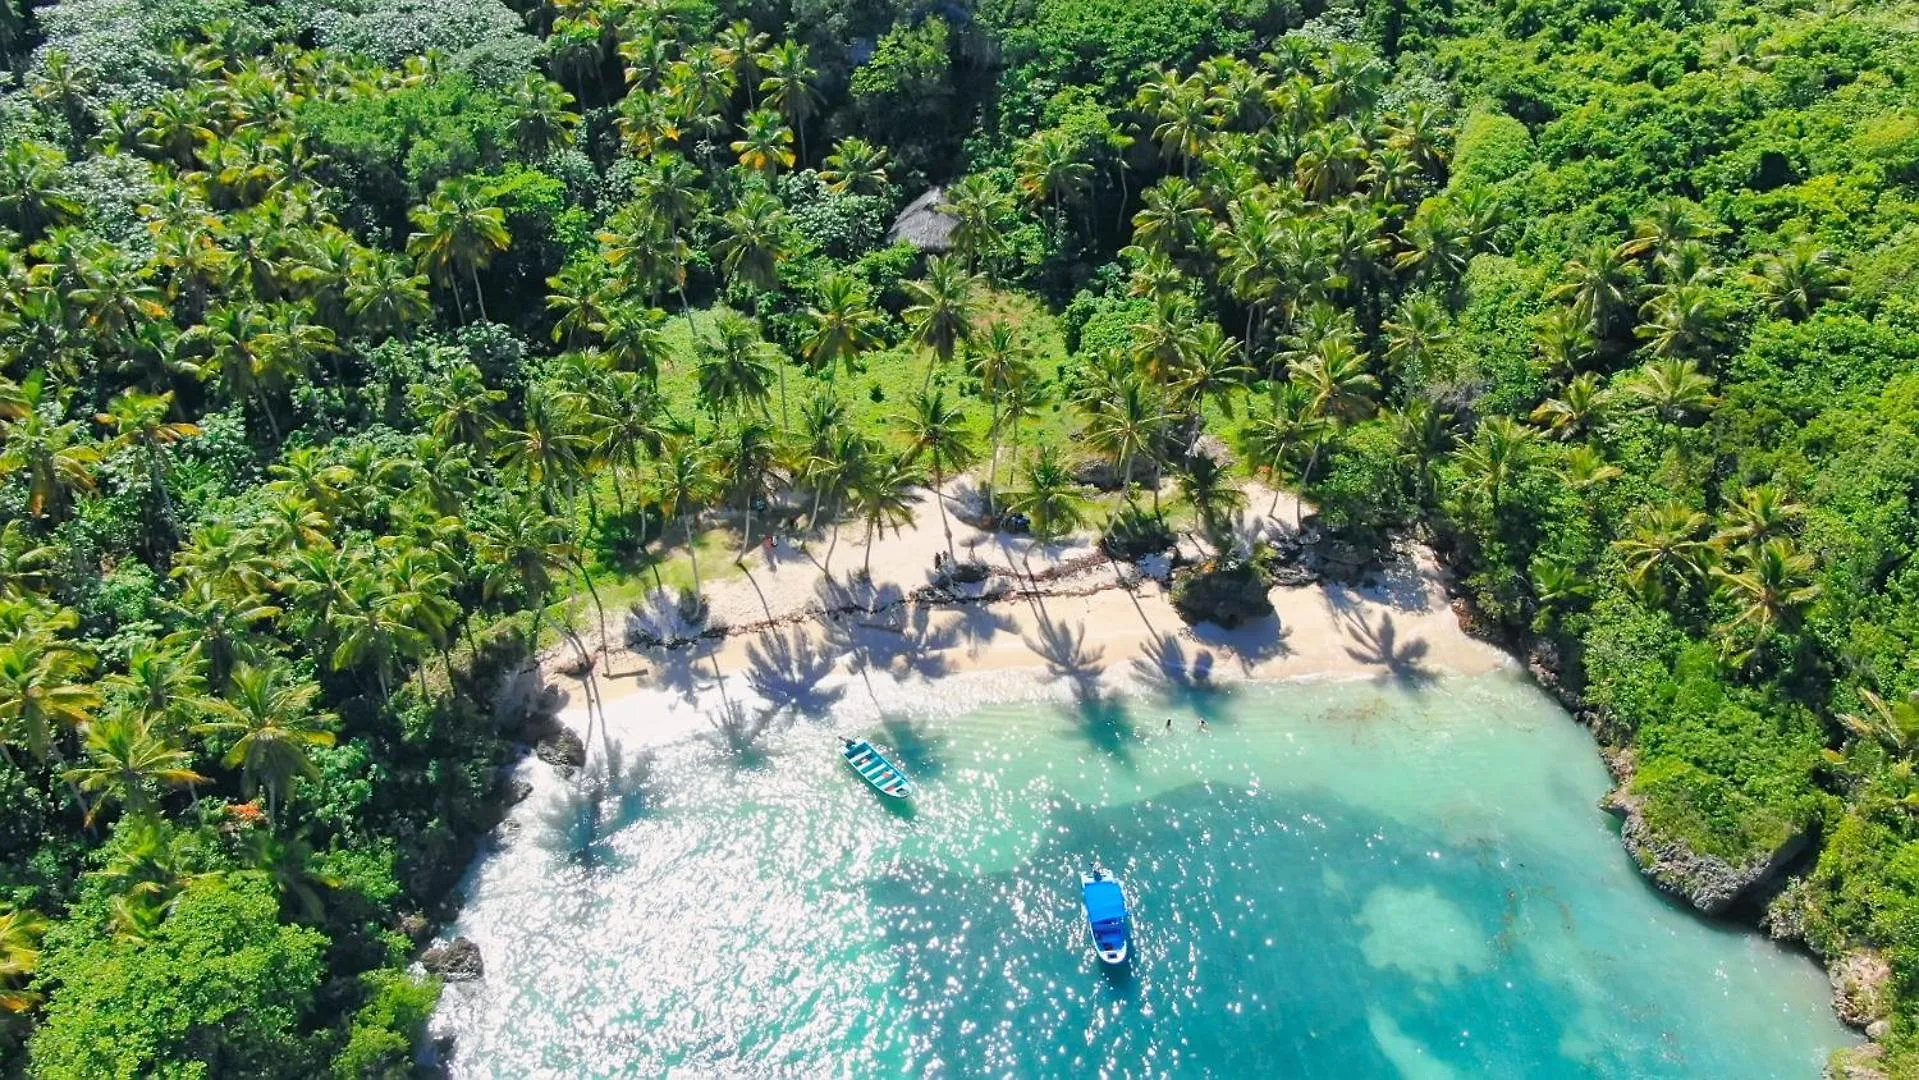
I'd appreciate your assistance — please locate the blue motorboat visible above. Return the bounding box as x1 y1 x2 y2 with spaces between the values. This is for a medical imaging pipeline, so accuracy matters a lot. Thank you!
841 737 914 798
1080 868 1130 964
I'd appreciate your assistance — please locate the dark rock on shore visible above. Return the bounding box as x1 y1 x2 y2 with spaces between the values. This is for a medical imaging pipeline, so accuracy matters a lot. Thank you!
1169 558 1274 628
534 729 586 771
421 937 484 981
1602 788 1809 915
504 778 534 806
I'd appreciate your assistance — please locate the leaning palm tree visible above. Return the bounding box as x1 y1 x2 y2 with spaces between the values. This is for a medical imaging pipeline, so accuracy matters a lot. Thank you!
850 452 927 584
63 709 206 824
198 662 336 822
899 388 978 562
1006 444 1087 540
903 256 980 391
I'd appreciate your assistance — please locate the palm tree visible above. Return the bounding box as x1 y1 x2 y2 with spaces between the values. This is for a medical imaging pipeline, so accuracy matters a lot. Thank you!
1453 416 1538 518
1389 398 1456 508
1711 537 1820 645
511 74 579 157
717 420 776 561
0 905 46 1015
412 364 505 454
1840 689 1919 761
968 322 1034 510
1636 282 1723 358
406 176 511 323
899 389 978 562
1237 381 1322 514
715 191 788 310
1529 372 1608 440
496 383 592 511
1289 337 1379 425
1533 305 1598 380
1015 128 1093 217
696 311 778 421
1007 444 1086 540
0 381 101 521
940 175 1012 273
1382 294 1452 378
903 257 980 390
1614 503 1713 604
63 710 205 824
759 41 821 164
198 662 335 822
820 137 889 196
851 452 926 583
96 389 199 524
0 631 99 763
1620 358 1717 424
801 272 884 383
1715 485 1806 550
1178 452 1247 549
1081 371 1170 511
1175 323 1251 420
651 436 721 599
344 249 432 340
476 503 573 644
1548 241 1634 339
731 108 795 178
1747 237 1850 321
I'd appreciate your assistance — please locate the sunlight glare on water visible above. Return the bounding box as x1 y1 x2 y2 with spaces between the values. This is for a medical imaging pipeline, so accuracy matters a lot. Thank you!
432 671 1853 1078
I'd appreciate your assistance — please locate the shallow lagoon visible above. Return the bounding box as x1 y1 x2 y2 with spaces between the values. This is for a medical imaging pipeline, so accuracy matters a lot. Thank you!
433 671 1852 1077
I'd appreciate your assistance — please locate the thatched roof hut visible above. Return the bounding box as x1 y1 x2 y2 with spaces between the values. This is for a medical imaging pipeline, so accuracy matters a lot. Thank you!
887 186 956 253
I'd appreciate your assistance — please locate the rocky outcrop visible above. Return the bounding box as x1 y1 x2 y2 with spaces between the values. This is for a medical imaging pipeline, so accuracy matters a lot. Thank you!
534 729 586 772
1602 788 1809 916
1169 558 1274 628
421 937 484 981
1830 950 1893 1031
504 779 534 806
1825 1042 1891 1080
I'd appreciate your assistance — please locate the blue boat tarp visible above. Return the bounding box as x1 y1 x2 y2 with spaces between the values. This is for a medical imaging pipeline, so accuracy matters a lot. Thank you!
1084 880 1126 927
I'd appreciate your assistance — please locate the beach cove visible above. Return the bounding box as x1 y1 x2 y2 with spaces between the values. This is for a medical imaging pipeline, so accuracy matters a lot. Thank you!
434 489 1857 1076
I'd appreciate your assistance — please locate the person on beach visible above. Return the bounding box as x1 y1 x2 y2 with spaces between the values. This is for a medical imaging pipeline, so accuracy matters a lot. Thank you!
1198 716 1209 731
1165 716 1173 731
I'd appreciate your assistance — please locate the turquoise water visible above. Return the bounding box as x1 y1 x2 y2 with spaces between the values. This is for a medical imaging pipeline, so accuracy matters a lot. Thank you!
433 671 1853 1077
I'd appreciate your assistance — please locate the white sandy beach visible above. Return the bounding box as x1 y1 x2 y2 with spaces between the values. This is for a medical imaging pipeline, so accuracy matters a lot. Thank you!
524 481 1514 750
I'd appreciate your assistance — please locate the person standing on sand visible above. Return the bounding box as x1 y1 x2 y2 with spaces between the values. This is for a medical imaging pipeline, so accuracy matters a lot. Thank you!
1165 716 1173 732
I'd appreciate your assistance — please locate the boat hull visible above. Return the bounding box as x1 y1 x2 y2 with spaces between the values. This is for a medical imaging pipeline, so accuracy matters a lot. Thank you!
1079 871 1131 966
841 738 914 798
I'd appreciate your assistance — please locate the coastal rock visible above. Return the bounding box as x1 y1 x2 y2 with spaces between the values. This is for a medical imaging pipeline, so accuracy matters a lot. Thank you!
1603 789 1809 915
504 779 534 806
1169 558 1274 629
535 729 586 771
1830 950 1893 1029
1267 562 1318 588
421 937 485 981
397 911 432 944
1825 1041 1890 1080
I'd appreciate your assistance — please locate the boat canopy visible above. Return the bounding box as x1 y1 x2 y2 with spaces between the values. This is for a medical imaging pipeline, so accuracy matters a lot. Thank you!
1084 880 1126 929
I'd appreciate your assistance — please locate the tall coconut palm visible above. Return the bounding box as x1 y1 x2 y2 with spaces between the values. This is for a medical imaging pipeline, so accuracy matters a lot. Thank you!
759 41 820 164
1547 241 1634 340
1747 237 1849 321
496 383 592 512
967 321 1033 510
899 388 978 562
1082 371 1171 512
696 311 778 421
411 364 505 454
406 176 511 323
1529 372 1608 441
1177 451 1247 549
0 631 99 763
1715 485 1806 551
1014 129 1092 217
903 257 980 390
0 382 101 522
1453 416 1538 518
95 389 199 524
716 190 788 310
198 662 335 822
717 420 777 561
940 175 1012 273
801 272 884 384
651 436 721 599
851 452 926 583
1007 444 1086 540
0 904 46 1015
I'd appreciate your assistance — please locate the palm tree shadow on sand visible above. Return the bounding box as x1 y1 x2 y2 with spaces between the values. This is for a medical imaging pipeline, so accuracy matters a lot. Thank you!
1022 613 1138 766
1129 633 1235 728
743 626 845 718
533 743 658 868
1333 606 1436 689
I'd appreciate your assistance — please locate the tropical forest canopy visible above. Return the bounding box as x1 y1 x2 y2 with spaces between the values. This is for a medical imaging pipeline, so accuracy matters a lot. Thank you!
0 0 1917 1072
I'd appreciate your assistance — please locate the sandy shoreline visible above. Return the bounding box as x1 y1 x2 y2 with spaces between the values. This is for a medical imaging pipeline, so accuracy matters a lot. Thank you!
524 482 1514 749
